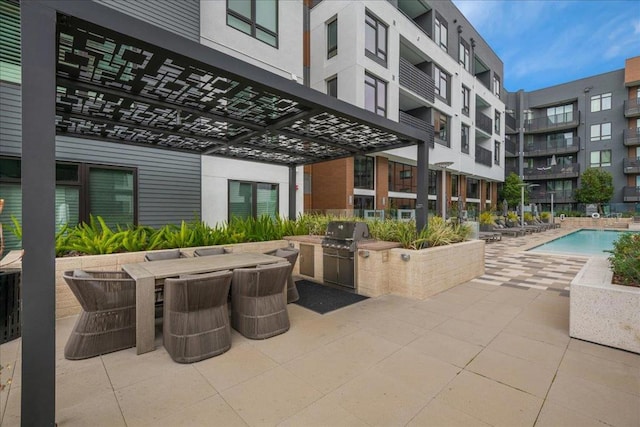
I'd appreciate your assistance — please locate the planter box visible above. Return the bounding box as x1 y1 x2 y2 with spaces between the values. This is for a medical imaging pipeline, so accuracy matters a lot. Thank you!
570 257 640 354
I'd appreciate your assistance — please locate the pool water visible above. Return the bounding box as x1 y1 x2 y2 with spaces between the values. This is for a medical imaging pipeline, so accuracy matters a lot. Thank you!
528 229 639 256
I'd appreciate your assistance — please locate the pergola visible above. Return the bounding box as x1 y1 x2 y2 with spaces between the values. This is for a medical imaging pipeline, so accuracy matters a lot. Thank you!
20 1 432 424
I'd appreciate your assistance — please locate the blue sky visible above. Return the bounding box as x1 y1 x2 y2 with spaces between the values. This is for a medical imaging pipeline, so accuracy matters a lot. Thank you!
452 0 640 92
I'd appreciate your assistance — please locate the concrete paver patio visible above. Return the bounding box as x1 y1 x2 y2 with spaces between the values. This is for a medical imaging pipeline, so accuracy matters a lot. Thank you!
1 229 639 426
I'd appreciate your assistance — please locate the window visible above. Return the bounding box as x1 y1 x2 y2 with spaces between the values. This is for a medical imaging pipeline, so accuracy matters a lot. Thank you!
434 111 449 146
0 157 136 251
547 104 573 124
434 15 447 51
354 155 375 189
434 65 448 101
0 0 20 83
451 175 459 197
461 124 470 154
428 170 438 195
327 17 338 58
494 111 501 134
459 40 470 71
494 141 501 165
388 161 417 193
590 122 612 141
485 181 491 202
590 150 611 167
467 178 479 199
365 11 387 64
591 93 612 112
493 75 500 97
228 180 278 220
327 76 338 98
461 86 470 116
227 0 278 47
364 72 386 117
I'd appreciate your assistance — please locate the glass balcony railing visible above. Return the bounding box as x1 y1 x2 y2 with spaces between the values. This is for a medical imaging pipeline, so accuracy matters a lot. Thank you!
529 189 575 203
523 163 580 180
623 157 640 174
523 137 580 157
624 98 640 117
524 111 580 133
623 128 640 146
623 186 640 202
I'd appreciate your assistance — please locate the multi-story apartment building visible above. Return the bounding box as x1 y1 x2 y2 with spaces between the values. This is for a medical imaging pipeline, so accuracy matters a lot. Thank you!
306 0 506 220
505 56 640 214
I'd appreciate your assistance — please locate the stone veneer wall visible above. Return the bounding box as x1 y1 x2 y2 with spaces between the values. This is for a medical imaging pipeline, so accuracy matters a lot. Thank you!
557 217 631 229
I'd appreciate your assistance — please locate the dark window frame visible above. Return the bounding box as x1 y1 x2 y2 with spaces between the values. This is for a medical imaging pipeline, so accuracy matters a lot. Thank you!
226 0 279 48
327 75 338 98
364 10 387 66
227 179 280 220
434 65 449 103
354 155 375 190
327 16 338 58
462 85 470 117
461 124 470 154
434 13 448 52
364 72 387 117
494 141 500 165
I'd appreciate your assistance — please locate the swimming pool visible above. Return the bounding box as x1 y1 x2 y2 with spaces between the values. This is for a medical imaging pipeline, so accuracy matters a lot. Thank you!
528 229 639 256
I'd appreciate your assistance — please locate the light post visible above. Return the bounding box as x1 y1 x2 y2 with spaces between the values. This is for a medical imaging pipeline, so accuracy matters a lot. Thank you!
549 191 555 225
435 161 453 218
518 182 539 228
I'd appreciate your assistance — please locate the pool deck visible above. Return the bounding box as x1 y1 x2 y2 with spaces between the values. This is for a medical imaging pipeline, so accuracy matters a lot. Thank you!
1 226 639 426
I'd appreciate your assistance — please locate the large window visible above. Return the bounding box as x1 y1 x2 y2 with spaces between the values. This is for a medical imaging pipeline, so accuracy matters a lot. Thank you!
365 11 387 64
434 65 448 101
494 141 501 165
547 104 573 124
590 122 612 141
388 161 417 193
354 155 375 189
434 111 449 146
467 178 479 199
461 124 470 154
364 72 386 117
591 93 611 112
459 40 470 71
0 0 20 84
0 157 136 250
228 180 278 220
434 15 447 52
327 16 338 58
462 86 470 116
327 76 338 98
493 75 500 97
494 111 501 134
227 0 278 47
590 150 611 167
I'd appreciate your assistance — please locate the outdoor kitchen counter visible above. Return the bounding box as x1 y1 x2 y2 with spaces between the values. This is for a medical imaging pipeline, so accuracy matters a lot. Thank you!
284 236 400 250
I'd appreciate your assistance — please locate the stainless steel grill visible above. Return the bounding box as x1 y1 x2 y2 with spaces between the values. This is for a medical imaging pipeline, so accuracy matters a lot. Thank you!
321 221 369 289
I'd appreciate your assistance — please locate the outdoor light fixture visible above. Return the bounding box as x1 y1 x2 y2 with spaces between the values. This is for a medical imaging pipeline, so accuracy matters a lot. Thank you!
359 250 370 258
519 182 539 228
401 253 411 262
435 161 454 219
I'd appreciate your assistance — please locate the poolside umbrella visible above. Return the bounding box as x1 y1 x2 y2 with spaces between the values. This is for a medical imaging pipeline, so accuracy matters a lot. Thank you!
502 199 508 218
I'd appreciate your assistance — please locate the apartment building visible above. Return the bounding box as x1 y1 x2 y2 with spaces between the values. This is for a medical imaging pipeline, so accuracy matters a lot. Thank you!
505 56 640 214
306 0 506 219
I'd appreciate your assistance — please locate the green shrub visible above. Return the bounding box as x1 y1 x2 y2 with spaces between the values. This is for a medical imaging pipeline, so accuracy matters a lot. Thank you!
607 233 640 287
479 211 495 225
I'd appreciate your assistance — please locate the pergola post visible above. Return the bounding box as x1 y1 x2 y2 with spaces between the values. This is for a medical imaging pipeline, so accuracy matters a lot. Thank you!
416 140 429 232
289 165 297 220
20 1 57 425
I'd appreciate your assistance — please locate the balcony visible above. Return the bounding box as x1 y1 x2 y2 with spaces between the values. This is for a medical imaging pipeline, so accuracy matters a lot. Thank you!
624 128 640 146
523 137 580 157
623 157 640 174
530 189 575 204
524 111 580 133
624 98 640 117
505 112 517 133
475 110 493 135
475 145 492 167
399 111 435 147
523 163 580 181
399 57 435 103
623 186 640 202
505 164 519 176
505 136 518 156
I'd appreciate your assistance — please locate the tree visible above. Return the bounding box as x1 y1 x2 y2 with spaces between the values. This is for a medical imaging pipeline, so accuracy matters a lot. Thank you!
499 172 527 209
575 168 614 214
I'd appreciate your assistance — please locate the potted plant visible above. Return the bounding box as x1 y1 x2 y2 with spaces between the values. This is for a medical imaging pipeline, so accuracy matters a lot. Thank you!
540 212 550 223
479 211 495 231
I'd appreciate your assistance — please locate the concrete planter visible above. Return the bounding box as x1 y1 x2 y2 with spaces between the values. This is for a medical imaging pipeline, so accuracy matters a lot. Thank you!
570 256 640 354
357 240 485 299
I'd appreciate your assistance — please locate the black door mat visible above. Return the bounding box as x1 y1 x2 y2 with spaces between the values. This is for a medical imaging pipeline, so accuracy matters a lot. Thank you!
293 280 368 314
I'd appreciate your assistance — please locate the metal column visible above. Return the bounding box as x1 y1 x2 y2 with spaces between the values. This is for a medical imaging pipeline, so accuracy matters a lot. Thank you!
416 140 430 232
289 165 297 220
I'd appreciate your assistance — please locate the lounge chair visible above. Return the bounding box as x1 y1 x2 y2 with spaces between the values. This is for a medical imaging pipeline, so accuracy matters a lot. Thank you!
264 247 300 303
194 247 231 257
478 231 501 242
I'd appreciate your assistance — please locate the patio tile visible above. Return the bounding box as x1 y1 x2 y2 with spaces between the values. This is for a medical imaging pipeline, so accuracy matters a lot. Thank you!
429 287 492 307
546 372 640 427
408 330 483 368
411 298 467 317
535 401 610 427
193 342 278 392
432 318 503 347
286 304 323 325
407 399 490 427
568 338 640 368
55 390 125 427
466 348 556 398
357 314 428 346
278 394 368 427
152 394 248 427
115 366 217 426
282 330 400 394
1 385 20 426
382 305 450 331
503 317 570 349
557 348 640 396
437 370 543 427
221 366 322 426
56 359 113 411
487 332 566 369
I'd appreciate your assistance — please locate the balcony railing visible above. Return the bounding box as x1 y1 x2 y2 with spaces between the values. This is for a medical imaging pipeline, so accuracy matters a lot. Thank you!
505 136 518 156
523 163 580 180
505 164 519 176
475 145 492 166
623 186 640 202
624 128 640 146
624 98 640 117
399 111 434 147
399 57 435 103
505 112 517 132
523 137 580 157
475 110 493 135
529 189 575 203
524 111 580 133
623 157 640 174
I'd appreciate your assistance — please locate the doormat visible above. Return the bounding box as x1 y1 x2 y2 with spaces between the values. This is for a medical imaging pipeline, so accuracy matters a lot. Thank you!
293 280 368 314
